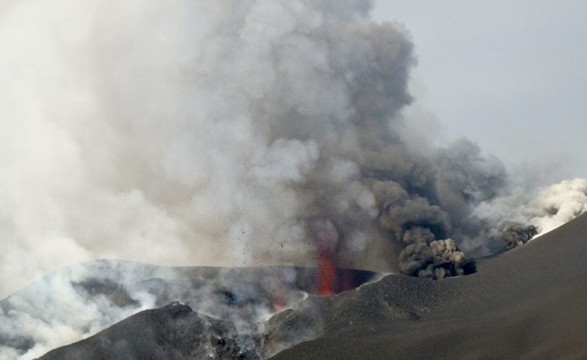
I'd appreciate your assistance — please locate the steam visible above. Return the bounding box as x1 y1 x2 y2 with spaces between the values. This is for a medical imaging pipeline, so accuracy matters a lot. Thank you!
474 178 587 248
1 261 306 359
1 0 587 358
0 263 156 359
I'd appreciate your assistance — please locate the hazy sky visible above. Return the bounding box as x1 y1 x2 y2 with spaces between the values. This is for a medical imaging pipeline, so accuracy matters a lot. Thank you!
373 1 587 181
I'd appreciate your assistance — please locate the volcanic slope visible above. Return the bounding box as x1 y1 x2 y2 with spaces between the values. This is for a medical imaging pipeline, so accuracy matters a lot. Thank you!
36 213 587 359
270 212 587 360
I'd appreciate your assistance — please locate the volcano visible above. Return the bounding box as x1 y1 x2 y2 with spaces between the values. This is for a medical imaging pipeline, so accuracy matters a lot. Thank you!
1 1 587 359
15 212 586 359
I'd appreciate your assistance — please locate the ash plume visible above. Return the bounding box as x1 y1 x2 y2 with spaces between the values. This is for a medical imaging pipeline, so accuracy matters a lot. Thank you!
1 0 587 358
1 0 587 293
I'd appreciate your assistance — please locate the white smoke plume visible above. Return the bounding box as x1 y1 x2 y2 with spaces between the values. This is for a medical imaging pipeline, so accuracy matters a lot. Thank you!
1 0 587 357
474 178 587 248
0 262 156 359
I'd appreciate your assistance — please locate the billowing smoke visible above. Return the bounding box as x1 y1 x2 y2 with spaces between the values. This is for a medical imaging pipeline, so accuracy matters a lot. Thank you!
2 0 587 357
0 0 414 298
2 0 587 294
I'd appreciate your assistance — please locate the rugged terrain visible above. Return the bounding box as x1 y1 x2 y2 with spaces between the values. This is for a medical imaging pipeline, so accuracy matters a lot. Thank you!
29 213 587 359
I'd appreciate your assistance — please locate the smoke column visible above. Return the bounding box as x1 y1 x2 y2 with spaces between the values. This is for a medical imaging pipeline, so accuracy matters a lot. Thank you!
1 0 587 318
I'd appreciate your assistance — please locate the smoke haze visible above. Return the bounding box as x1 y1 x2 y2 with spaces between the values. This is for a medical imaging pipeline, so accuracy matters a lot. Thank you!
1 3 587 357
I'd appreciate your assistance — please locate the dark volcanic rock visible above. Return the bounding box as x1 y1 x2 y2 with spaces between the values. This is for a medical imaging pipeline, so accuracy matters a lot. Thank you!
39 302 260 360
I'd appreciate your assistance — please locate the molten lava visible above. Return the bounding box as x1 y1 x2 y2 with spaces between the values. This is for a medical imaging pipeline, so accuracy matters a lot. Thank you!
317 252 336 295
316 226 337 296
269 222 377 311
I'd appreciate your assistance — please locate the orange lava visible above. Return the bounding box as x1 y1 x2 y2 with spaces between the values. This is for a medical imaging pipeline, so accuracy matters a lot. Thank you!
317 253 337 295
316 226 338 296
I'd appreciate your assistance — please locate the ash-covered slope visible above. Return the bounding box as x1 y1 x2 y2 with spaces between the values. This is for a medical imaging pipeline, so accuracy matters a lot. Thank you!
34 213 587 359
270 212 587 359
